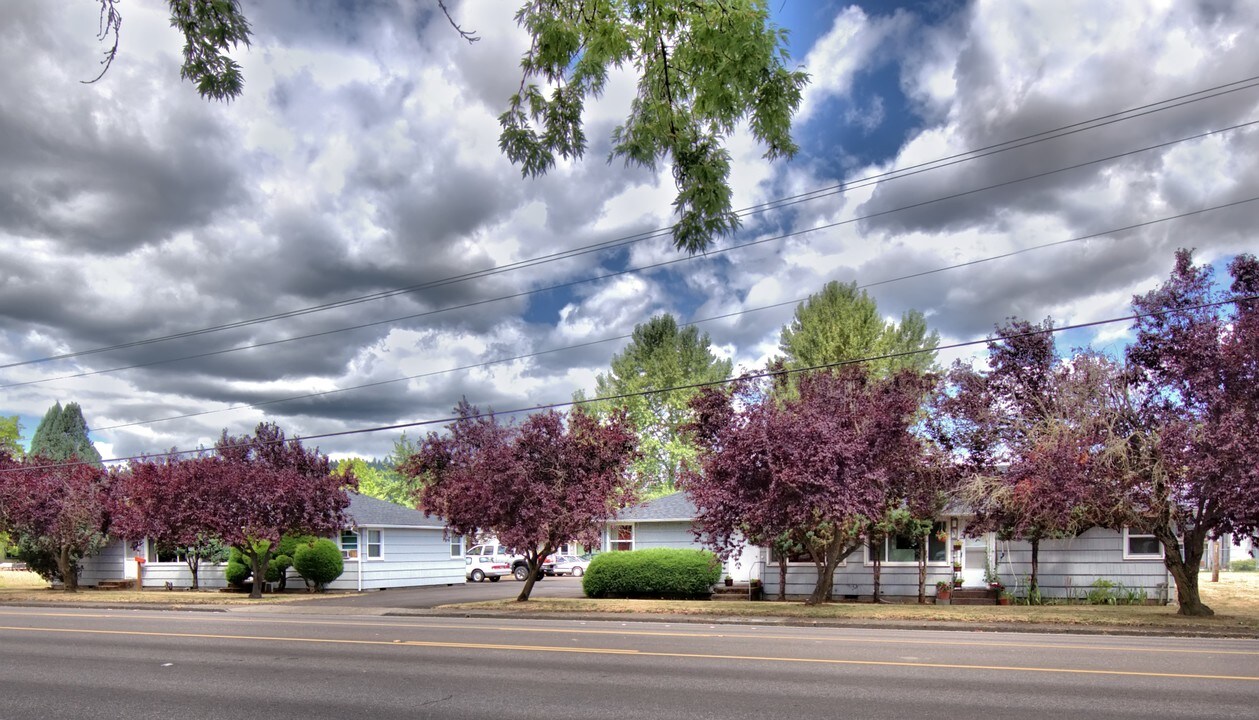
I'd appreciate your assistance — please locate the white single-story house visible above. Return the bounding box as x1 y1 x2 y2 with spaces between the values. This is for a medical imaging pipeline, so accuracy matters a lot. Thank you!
602 492 761 582
79 492 466 591
604 493 1175 602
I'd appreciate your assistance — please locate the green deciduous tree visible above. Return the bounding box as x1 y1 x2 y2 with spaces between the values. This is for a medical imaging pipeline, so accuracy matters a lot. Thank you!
778 281 940 380
586 314 731 497
88 0 808 254
29 402 102 464
0 416 22 459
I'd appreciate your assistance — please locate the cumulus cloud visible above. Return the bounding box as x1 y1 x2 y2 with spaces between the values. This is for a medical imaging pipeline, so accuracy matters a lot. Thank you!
1 0 1256 463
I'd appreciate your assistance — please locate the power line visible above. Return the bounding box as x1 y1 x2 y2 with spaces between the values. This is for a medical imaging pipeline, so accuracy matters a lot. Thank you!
6 75 1256 371
8 118 1255 391
86 197 1258 432
9 295 1252 474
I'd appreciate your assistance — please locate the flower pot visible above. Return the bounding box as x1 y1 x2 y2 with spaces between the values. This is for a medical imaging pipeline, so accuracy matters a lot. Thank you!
724 577 733 587
998 597 1010 606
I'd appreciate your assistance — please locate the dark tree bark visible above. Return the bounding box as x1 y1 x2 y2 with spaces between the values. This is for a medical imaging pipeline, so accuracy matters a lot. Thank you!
57 546 78 592
1159 527 1213 616
1029 536 1040 599
515 544 553 602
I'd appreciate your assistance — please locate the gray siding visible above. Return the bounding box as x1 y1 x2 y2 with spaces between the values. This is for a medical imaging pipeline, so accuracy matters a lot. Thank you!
994 528 1172 601
331 526 464 591
141 563 228 589
78 540 129 586
763 527 1174 602
634 521 697 549
764 557 953 601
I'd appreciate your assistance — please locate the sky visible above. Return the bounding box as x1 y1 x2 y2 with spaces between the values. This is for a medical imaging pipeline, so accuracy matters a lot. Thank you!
1 0 1255 463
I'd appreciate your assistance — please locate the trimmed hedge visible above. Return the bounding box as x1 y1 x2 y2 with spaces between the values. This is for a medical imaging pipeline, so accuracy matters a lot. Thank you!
582 548 722 600
1230 558 1256 572
293 538 344 591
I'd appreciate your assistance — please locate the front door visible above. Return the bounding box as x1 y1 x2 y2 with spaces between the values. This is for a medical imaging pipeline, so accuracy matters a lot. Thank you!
961 534 990 588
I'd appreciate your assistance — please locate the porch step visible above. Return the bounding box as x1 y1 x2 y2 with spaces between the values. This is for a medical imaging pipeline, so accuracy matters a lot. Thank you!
711 583 753 600
949 587 997 605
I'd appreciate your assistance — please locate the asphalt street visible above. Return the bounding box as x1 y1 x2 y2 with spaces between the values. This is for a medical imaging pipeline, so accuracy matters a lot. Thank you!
278 574 588 609
0 606 1255 720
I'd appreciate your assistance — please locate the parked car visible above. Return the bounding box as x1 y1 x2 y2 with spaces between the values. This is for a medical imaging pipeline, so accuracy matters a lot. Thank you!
465 555 510 582
550 554 591 577
466 543 554 581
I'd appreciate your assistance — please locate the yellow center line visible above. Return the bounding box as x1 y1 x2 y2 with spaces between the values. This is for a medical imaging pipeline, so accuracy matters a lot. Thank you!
2 609 1251 656
0 624 1255 682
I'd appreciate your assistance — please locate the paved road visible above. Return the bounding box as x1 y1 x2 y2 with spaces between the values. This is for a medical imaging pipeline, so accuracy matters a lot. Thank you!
282 575 588 609
0 606 1256 719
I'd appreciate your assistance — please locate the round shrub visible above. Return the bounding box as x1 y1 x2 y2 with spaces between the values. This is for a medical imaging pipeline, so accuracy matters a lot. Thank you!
293 538 344 591
265 554 292 583
224 560 251 586
582 548 722 599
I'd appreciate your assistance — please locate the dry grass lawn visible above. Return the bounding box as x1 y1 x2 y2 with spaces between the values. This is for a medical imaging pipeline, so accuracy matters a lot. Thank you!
444 571 1259 632
0 569 318 606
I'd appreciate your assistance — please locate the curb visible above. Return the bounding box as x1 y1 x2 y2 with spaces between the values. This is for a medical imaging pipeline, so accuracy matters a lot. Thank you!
386 608 1259 639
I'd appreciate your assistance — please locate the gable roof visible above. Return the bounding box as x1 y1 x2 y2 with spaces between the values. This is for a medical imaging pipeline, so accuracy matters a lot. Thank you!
346 492 446 529
614 492 697 522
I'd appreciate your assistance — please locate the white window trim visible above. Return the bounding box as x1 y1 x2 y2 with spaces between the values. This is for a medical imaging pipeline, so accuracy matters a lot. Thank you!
768 549 847 567
1122 527 1164 560
363 529 384 561
606 523 635 552
340 530 360 560
449 535 464 558
863 532 951 567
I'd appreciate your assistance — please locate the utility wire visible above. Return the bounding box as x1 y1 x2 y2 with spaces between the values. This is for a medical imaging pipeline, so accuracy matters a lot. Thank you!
5 75 1256 370
8 119 1255 392
86 197 1258 432
8 295 1253 473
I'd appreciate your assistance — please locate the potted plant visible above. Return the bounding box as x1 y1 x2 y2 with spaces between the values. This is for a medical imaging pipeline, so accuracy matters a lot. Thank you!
951 560 963 572
749 578 763 601
953 577 964 588
935 580 951 604
724 574 733 587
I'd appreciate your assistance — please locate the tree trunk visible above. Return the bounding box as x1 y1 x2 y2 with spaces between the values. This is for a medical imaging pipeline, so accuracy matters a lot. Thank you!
777 554 787 602
186 556 200 591
917 544 927 604
805 540 855 605
516 544 552 602
58 545 77 592
248 550 271 599
1160 528 1213 616
871 555 882 603
1029 537 1040 599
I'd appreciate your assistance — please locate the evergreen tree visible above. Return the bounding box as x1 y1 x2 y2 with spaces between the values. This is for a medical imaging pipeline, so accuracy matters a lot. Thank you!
29 402 102 464
588 315 732 496
778 281 940 380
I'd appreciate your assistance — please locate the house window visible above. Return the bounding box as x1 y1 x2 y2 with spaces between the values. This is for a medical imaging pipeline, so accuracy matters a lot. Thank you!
340 530 359 559
146 542 185 563
867 522 948 565
365 529 383 559
1123 529 1163 559
607 524 634 552
449 535 464 558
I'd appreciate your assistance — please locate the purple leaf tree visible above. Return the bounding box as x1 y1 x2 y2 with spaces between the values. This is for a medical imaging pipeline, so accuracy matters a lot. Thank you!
0 455 111 591
404 402 638 601
204 423 354 599
683 367 934 605
1104 249 1259 616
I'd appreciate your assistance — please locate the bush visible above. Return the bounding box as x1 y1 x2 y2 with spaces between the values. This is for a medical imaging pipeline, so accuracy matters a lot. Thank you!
1230 558 1257 572
224 560 251 586
582 548 722 600
1085 578 1147 605
293 538 343 591
265 554 292 583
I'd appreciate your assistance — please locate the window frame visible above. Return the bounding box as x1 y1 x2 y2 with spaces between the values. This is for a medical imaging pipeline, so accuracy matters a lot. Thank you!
340 530 360 560
364 529 383 560
607 523 634 552
864 522 950 566
449 535 464 559
1122 528 1164 560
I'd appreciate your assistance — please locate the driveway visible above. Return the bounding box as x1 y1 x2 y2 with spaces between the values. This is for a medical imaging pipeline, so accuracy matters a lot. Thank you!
280 575 587 609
